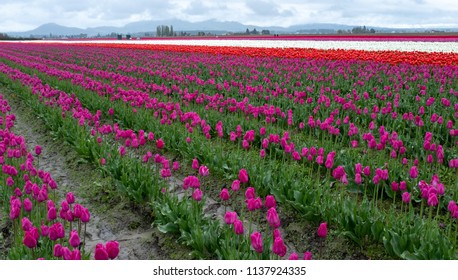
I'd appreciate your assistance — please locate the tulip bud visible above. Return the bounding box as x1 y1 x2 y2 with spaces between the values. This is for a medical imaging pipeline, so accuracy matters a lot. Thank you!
94 243 109 260
250 231 263 253
317 222 327 238
233 219 244 235
106 240 120 259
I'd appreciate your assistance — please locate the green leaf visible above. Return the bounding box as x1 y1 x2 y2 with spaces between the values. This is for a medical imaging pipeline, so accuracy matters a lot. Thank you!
157 222 179 234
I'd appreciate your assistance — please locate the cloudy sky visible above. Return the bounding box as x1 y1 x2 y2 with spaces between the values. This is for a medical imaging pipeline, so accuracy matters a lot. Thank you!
1 0 458 32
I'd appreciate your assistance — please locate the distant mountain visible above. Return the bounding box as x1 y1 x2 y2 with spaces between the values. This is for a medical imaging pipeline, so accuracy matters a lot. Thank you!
6 19 458 38
12 23 86 37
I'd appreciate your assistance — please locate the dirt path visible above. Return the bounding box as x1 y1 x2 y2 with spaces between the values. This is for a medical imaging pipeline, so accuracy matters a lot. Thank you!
3 91 175 260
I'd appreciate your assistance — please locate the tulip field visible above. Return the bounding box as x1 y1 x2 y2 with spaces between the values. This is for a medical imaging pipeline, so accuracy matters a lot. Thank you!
0 36 457 260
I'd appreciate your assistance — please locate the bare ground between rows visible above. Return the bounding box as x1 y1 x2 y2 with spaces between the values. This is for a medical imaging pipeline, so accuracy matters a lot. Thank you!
1 89 193 260
0 86 388 260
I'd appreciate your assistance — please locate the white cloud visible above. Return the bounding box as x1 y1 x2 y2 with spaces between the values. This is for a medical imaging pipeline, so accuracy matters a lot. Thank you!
1 0 457 32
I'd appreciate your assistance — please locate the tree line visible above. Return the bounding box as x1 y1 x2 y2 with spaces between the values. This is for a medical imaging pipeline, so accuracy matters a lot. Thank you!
156 25 176 37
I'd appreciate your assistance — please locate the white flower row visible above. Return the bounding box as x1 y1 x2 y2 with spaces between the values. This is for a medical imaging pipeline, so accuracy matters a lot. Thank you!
26 39 458 53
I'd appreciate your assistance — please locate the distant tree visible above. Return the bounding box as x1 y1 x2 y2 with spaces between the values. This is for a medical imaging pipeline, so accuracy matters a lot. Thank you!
352 26 374 34
156 26 161 37
261 29 270 35
164 25 170 36
251 28 259 35
170 25 174 36
246 28 250 34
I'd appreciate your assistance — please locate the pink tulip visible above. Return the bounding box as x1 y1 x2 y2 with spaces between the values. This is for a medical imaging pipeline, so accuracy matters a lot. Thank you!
354 173 362 185
399 181 407 191
22 217 33 232
23 231 37 249
183 175 200 189
72 249 82 260
192 189 203 201
62 246 72 260
250 231 263 253
245 187 255 199
231 180 240 191
66 192 75 204
69 230 80 248
41 223 49 237
9 205 20 220
391 181 399 192
220 188 230 201
35 145 42 156
106 240 120 259
409 166 419 179
23 198 32 212
288 252 299 260
303 252 313 260
247 198 257 211
238 168 249 183
272 237 287 257
156 138 164 150
198 165 210 176
94 243 109 260
54 243 63 257
224 211 238 225
317 222 327 238
265 195 276 209
81 207 91 223
427 193 438 207
192 158 199 170
233 219 244 235
266 207 281 228
363 166 371 176
402 192 411 204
